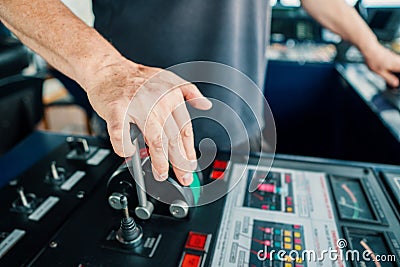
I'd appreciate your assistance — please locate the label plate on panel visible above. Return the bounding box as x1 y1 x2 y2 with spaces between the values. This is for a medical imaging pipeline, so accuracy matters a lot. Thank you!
0 229 25 259
61 171 86 191
28 196 59 221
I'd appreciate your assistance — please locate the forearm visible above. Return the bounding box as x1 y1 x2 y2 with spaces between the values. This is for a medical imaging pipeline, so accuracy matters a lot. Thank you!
0 0 126 90
301 0 379 55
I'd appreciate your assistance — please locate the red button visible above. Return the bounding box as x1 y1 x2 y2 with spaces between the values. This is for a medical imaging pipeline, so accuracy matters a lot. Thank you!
180 253 202 267
211 170 224 179
213 160 228 170
285 174 291 183
185 232 208 251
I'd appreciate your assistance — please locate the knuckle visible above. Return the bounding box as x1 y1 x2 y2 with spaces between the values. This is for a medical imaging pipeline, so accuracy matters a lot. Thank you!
181 123 193 137
169 133 182 147
148 134 163 150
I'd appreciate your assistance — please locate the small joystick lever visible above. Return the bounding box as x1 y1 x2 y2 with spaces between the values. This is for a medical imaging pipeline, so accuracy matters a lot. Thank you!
116 195 143 247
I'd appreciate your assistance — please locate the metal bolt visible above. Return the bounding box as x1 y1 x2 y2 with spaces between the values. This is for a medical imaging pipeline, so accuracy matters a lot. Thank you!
76 191 85 199
49 241 58 248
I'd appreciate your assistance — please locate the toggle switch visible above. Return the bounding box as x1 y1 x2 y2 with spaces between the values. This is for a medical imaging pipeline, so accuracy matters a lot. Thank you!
45 161 66 184
65 136 97 161
11 187 38 214
66 137 90 155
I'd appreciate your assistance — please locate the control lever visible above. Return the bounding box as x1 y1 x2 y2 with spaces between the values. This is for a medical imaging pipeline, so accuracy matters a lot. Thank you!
131 138 154 220
115 195 143 247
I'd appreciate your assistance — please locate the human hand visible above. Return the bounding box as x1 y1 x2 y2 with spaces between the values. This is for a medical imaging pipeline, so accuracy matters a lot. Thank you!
84 58 212 186
362 42 400 88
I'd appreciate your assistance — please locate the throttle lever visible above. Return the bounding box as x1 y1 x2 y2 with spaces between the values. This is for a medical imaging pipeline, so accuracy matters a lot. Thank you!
129 123 154 220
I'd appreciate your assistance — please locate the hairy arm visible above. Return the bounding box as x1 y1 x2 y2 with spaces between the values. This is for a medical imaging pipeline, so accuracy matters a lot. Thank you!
0 0 212 185
302 0 400 87
0 0 122 89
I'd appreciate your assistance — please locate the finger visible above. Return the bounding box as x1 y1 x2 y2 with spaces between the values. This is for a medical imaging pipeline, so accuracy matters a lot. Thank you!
387 52 400 72
172 102 197 166
163 113 194 186
106 103 136 157
180 84 212 110
380 70 399 88
144 120 169 181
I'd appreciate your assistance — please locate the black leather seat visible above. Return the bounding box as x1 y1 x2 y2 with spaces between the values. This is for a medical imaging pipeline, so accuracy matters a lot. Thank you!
0 34 44 155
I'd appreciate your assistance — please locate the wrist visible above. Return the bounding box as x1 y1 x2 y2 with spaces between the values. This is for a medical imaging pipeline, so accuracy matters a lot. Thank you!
79 54 136 92
356 33 380 59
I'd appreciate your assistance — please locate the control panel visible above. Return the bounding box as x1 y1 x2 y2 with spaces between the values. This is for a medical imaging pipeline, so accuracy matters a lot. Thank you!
0 135 399 267
0 136 121 266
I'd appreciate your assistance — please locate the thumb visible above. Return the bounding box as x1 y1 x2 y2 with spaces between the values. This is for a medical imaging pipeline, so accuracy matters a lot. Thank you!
180 84 212 110
105 104 136 157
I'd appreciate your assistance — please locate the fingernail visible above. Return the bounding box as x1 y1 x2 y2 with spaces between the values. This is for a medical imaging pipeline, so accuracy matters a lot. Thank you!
204 98 213 108
182 173 193 185
160 172 169 180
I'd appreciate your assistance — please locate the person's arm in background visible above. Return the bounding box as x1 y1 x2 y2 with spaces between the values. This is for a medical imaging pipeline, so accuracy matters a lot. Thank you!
0 0 212 185
302 0 400 87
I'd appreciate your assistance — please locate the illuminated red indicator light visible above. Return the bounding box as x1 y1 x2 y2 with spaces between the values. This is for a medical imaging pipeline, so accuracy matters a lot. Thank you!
180 253 202 267
257 184 275 193
211 170 224 179
259 227 272 234
185 232 208 251
139 148 149 159
294 225 301 229
213 160 228 170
